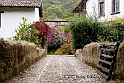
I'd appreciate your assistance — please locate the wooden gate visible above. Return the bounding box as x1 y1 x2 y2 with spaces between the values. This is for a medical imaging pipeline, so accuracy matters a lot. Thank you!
97 42 119 80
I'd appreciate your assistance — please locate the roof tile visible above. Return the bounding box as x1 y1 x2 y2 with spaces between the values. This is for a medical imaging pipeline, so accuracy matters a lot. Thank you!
0 0 42 7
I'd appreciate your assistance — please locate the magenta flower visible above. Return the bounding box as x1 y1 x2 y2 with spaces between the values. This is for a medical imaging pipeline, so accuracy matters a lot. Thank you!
48 34 54 43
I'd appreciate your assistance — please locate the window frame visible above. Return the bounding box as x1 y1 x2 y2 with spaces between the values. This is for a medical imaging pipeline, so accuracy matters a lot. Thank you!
98 0 105 17
0 11 4 28
111 0 120 15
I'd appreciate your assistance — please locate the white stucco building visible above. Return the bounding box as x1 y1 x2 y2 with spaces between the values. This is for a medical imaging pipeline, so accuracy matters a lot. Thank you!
0 0 42 38
73 0 123 21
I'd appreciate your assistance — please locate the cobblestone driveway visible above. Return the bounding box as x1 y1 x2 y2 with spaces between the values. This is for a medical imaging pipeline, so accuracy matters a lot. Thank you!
7 55 110 83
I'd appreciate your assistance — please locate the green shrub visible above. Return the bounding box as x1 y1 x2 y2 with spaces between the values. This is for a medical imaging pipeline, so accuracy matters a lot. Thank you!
64 27 71 34
69 16 102 49
13 17 40 46
104 18 124 42
54 48 63 55
97 23 118 42
69 16 124 50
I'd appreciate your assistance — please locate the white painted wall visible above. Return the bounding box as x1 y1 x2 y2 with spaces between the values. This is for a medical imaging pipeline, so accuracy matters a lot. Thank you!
86 0 124 21
35 8 40 21
86 0 99 17
0 7 40 39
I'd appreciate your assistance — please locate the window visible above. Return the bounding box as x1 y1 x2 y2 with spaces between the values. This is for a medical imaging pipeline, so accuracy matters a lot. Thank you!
0 11 4 28
98 0 105 17
111 0 120 14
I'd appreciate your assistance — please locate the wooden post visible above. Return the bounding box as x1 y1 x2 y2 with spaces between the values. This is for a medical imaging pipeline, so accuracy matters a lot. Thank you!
41 36 47 54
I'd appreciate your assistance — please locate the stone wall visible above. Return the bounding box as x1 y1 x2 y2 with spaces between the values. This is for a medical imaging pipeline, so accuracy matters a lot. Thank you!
114 41 124 80
75 42 124 80
75 43 100 68
0 38 46 82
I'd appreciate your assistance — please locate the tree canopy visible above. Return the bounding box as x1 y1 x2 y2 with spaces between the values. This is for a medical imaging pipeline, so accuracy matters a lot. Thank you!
42 0 80 19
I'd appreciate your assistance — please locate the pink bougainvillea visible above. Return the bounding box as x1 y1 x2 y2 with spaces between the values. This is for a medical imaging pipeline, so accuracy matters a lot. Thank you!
33 21 72 47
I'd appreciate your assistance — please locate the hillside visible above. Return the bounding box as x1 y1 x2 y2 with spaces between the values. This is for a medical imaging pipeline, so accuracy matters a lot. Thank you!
42 0 81 19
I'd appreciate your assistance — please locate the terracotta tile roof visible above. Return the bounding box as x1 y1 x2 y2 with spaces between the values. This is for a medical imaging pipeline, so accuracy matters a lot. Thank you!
0 0 42 7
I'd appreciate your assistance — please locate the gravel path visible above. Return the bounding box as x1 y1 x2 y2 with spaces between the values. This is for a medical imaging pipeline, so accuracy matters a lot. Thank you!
7 55 108 83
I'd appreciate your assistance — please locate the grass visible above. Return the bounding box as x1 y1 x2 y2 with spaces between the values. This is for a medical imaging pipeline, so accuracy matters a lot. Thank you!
115 79 124 83
92 67 97 70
